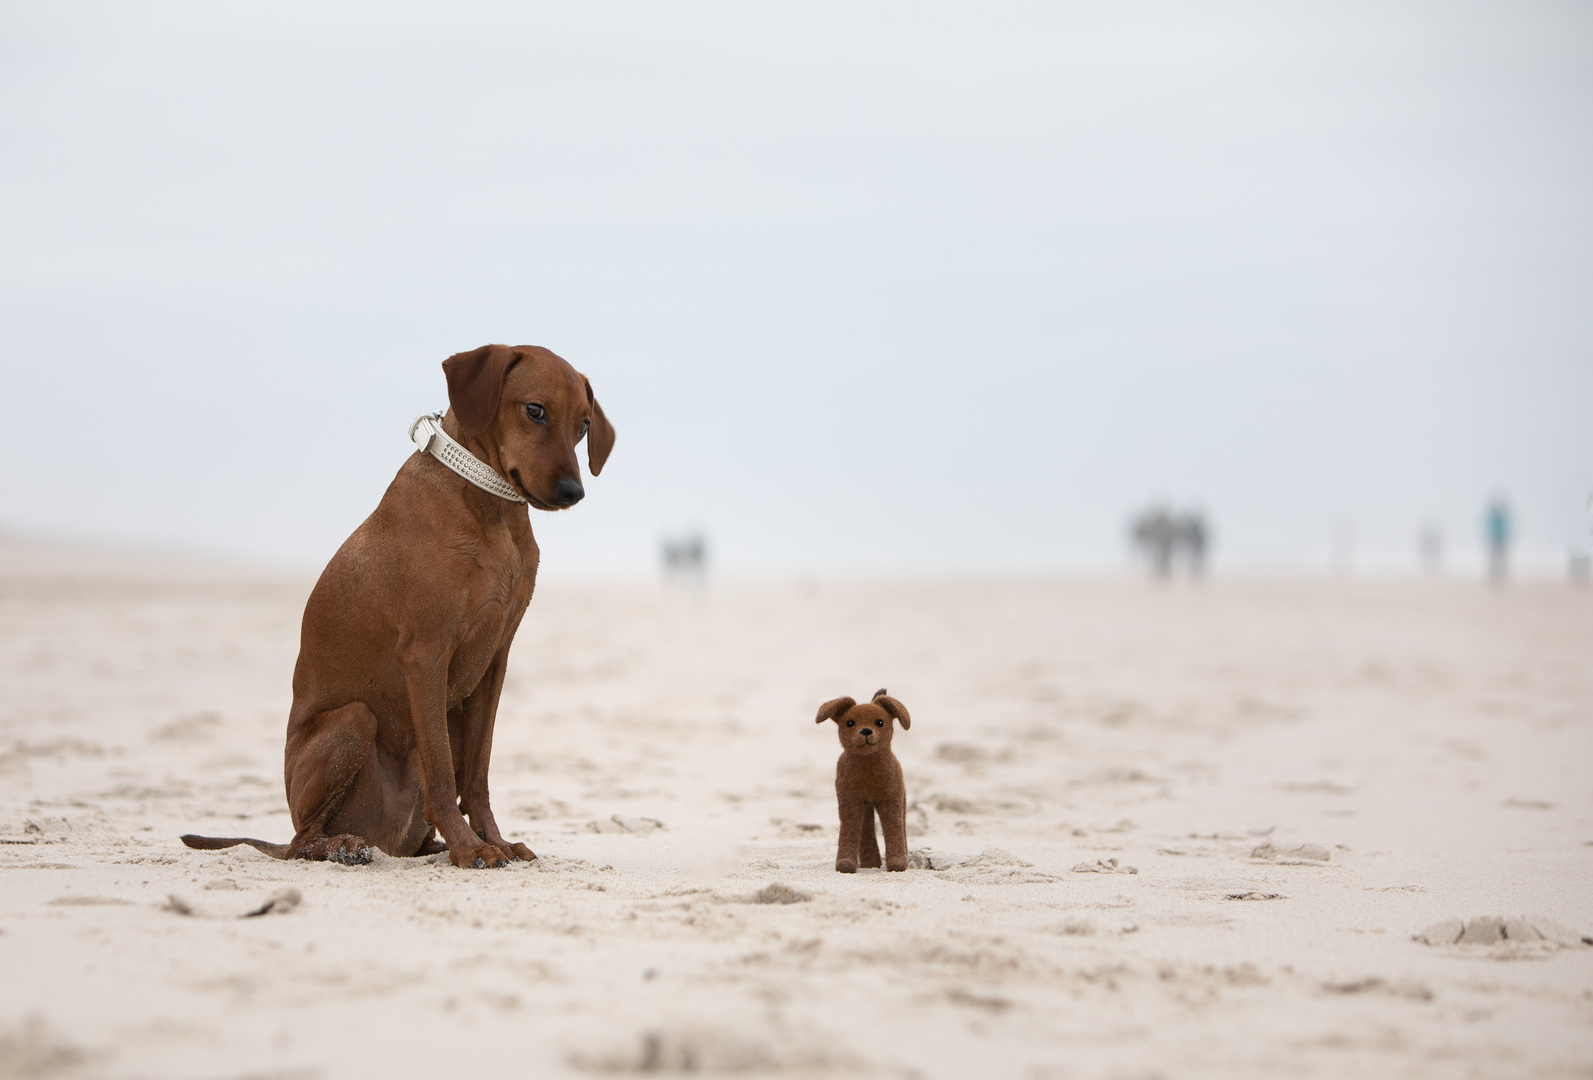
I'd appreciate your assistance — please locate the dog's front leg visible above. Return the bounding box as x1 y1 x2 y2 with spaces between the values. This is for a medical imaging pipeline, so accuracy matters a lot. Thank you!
403 653 508 868
450 650 534 863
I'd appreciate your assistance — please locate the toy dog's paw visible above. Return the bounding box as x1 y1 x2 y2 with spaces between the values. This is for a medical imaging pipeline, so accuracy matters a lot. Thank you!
886 857 908 872
835 859 858 874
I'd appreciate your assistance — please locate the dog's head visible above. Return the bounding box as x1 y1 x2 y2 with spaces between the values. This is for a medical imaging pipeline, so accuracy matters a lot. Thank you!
441 343 615 510
815 688 910 757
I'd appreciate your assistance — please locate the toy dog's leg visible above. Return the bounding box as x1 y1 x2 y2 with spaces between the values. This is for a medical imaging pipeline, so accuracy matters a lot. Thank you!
877 792 909 872
858 805 882 869
836 796 865 873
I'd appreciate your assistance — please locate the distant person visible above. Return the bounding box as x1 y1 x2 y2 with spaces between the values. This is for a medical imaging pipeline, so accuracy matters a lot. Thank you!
1573 492 1593 585
1419 522 1443 575
1176 512 1208 578
1330 521 1355 577
1130 506 1176 579
1484 499 1511 583
661 531 708 582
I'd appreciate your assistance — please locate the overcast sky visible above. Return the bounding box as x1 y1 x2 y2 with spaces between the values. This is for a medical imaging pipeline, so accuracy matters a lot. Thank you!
2 2 1589 579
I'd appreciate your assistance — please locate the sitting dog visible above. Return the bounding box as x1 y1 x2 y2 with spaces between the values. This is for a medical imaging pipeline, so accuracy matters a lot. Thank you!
815 689 912 873
182 344 613 868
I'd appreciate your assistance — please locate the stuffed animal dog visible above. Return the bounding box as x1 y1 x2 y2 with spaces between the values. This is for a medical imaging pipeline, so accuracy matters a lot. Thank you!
815 689 911 873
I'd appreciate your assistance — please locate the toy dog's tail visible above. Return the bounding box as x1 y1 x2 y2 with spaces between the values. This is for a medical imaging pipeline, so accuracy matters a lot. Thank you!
180 834 289 859
873 688 888 699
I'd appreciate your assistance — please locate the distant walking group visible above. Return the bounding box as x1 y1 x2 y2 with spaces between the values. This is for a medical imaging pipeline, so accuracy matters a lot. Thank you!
661 531 709 580
1130 505 1208 579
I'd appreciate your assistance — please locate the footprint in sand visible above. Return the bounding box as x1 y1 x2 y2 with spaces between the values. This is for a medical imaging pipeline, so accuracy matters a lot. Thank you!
907 847 1043 875
1414 915 1590 949
572 1022 838 1075
1072 858 1138 875
241 888 302 917
1322 977 1433 1002
742 883 811 905
586 815 665 834
1250 841 1331 864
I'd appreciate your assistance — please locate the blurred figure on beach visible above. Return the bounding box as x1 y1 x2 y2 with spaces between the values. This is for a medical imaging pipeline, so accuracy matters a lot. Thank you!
1330 520 1356 578
1484 498 1511 583
1132 507 1176 579
1130 505 1209 580
1571 492 1592 585
1176 513 1208 578
1419 521 1443 576
661 531 709 584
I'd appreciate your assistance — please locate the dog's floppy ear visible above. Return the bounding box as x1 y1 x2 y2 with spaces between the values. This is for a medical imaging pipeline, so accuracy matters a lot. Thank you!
874 692 910 730
815 696 856 724
442 344 522 438
582 375 616 476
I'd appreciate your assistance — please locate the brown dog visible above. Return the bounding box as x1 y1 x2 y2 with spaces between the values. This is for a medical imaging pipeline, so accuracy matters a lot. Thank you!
815 689 912 873
182 344 613 868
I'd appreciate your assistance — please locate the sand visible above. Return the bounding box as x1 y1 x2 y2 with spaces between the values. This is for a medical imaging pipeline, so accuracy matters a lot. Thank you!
1 536 1590 1079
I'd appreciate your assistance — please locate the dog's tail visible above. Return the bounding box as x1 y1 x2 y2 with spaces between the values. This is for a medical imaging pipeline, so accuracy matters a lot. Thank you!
180 834 289 859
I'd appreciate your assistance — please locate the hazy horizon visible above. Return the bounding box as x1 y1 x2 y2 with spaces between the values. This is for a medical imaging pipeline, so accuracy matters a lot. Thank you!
3 3 1590 582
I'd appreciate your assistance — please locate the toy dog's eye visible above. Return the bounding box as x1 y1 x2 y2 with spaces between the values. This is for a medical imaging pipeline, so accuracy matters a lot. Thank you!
525 403 546 423
845 719 855 727
875 719 884 727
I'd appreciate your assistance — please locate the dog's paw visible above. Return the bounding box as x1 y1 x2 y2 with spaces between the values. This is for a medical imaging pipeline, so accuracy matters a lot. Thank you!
450 844 508 869
322 835 372 865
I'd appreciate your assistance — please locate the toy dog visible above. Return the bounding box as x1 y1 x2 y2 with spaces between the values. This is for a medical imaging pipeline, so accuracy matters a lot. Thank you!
815 689 912 873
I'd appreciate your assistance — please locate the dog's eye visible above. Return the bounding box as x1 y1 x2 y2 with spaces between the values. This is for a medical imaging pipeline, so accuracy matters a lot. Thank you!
875 719 884 727
845 719 855 727
525 403 546 423
579 418 589 437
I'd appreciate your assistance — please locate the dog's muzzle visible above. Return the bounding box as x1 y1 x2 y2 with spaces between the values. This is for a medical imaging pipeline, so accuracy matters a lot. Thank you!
554 477 585 506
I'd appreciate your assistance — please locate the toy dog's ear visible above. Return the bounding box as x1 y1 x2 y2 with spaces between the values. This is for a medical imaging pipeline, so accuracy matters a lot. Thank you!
815 696 856 724
874 694 910 730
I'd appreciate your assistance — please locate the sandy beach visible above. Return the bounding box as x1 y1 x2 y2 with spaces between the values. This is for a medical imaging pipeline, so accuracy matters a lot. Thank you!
1 536 1589 1079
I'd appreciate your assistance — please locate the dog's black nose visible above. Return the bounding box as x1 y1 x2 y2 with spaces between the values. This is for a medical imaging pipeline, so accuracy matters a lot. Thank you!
555 477 585 505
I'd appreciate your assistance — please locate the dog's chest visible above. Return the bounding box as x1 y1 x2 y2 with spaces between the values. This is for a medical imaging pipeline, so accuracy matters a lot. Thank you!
445 537 535 703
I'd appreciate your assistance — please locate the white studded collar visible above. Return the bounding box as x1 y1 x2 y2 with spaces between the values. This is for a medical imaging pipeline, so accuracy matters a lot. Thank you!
408 413 528 505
